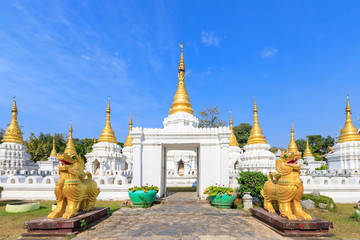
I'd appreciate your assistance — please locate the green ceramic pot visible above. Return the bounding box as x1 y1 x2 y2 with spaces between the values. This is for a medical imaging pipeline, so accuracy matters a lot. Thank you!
209 193 237 209
128 190 157 208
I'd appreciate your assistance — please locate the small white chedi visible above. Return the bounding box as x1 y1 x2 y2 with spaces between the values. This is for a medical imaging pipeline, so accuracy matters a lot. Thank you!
0 98 38 172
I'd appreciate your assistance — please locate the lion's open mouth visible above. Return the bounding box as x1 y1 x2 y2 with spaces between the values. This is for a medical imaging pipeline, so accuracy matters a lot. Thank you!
287 159 298 165
60 160 72 166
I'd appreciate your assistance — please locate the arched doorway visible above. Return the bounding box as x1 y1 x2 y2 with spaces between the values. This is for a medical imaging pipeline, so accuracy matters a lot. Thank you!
178 160 185 176
93 160 100 175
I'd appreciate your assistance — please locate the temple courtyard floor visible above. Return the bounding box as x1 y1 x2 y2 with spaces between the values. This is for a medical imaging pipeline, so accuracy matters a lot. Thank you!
74 192 296 240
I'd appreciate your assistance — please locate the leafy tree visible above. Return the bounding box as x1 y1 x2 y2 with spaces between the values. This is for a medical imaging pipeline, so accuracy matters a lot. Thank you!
24 133 67 162
233 123 252 148
74 138 94 161
118 142 124 148
236 171 268 204
198 106 226 128
0 128 5 142
269 147 286 154
295 135 335 161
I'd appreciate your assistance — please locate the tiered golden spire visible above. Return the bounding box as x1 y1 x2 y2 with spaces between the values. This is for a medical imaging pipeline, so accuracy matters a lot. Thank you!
64 122 76 155
2 96 23 144
303 137 313 157
124 113 133 147
50 136 57 157
169 42 193 115
98 97 118 144
93 136 97 145
229 111 239 146
337 95 360 143
246 96 267 145
288 122 299 153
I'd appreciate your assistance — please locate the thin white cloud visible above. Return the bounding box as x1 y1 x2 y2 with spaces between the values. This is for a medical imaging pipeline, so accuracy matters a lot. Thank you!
261 47 278 59
201 31 221 47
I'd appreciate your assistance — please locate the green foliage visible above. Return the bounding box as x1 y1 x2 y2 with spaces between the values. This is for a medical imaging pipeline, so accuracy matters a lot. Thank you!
269 147 286 154
236 171 267 202
24 133 67 162
0 186 3 199
203 185 234 196
302 194 337 212
351 210 360 222
80 219 87 228
296 135 335 161
315 164 328 170
118 142 124 148
74 138 94 161
129 185 159 193
233 123 252 147
0 128 4 142
198 106 226 128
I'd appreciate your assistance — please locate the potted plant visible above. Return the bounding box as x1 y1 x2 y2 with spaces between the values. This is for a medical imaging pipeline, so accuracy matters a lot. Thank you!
128 185 159 208
203 185 237 209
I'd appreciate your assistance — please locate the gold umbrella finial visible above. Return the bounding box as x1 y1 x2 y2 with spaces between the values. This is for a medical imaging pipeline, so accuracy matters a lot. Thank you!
338 95 360 143
246 96 267 145
124 113 133 147
98 97 117 144
2 96 23 144
169 42 193 115
229 111 239 146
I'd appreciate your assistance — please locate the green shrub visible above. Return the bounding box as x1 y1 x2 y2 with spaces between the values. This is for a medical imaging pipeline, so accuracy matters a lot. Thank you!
203 185 234 196
236 171 267 203
0 186 3 199
302 194 337 212
315 164 327 170
351 210 360 222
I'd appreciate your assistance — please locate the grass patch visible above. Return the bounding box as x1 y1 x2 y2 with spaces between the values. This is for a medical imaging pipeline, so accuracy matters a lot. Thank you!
0 200 122 240
305 204 360 239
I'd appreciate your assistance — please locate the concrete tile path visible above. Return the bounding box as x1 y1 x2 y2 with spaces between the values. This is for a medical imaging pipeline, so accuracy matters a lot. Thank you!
74 192 293 240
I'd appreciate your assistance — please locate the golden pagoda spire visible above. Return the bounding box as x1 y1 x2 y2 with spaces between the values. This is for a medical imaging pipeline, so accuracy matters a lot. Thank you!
98 96 118 144
303 137 313 157
246 96 267 145
50 135 57 157
288 122 299 153
169 42 194 115
337 95 360 143
2 96 23 144
229 111 239 146
124 113 133 147
93 136 97 145
64 121 76 155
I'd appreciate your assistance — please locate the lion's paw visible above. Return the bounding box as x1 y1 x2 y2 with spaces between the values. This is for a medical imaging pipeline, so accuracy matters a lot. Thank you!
48 211 63 219
281 212 297 220
295 211 312 220
62 211 78 219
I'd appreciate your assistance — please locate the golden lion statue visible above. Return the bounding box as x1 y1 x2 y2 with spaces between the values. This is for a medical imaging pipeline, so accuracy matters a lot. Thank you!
261 151 312 220
48 153 100 219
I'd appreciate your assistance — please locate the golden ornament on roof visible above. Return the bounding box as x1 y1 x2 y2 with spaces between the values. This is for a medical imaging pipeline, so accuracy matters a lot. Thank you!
303 137 313 157
64 122 76 155
50 136 57 157
2 96 23 144
124 113 133 147
169 42 194 115
288 122 299 153
246 96 267 145
337 95 360 143
98 97 118 144
229 111 239 147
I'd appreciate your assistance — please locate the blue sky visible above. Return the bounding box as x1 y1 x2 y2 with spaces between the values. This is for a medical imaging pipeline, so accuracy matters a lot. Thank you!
1 1 360 147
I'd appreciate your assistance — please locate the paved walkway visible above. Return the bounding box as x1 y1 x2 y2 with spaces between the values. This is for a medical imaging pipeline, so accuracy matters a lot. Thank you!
74 193 292 240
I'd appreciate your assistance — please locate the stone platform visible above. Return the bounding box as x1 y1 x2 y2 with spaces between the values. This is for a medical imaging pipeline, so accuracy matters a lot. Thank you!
22 207 109 237
250 208 333 237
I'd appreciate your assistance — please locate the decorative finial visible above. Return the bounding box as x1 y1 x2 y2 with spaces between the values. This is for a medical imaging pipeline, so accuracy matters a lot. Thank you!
246 97 267 145
93 135 97 144
303 137 313 157
169 42 193 115
288 122 299 153
179 41 183 52
2 97 23 144
64 122 76 155
98 97 117 144
338 95 360 143
124 113 133 147
50 135 57 157
228 111 239 146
